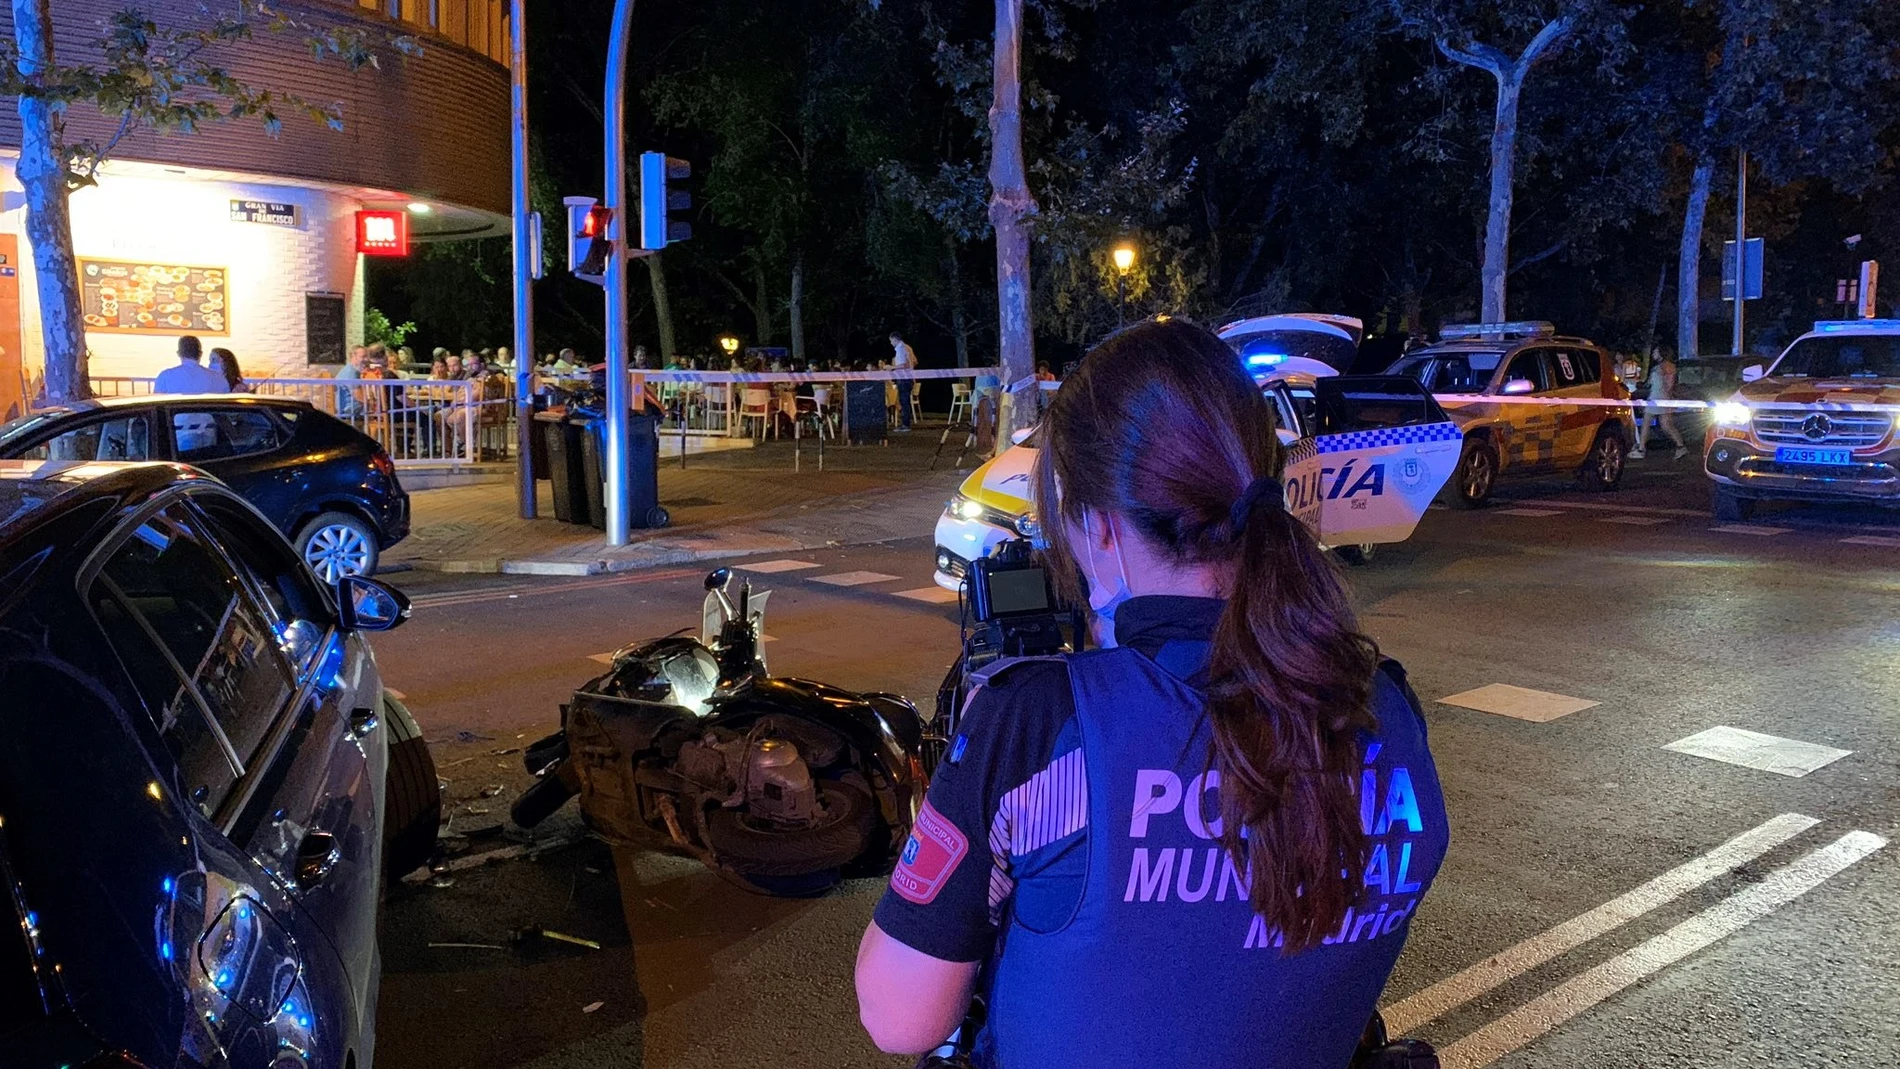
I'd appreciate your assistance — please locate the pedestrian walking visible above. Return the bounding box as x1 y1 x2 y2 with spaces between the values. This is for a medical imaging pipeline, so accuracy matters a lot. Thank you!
1633 346 1687 460
890 332 917 431
153 335 228 395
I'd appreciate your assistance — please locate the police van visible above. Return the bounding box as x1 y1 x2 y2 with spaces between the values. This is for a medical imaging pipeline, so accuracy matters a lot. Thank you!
1383 322 1635 508
932 318 1462 590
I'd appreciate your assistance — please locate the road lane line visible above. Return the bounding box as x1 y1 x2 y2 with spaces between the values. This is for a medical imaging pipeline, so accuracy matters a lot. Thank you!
1663 725 1853 778
1597 515 1671 526
1492 508 1565 517
1840 534 1900 547
737 559 822 573
1380 812 1820 1035
1439 829 1887 1068
810 570 902 587
1533 500 1708 519
895 586 961 604
1709 524 1790 536
1436 684 1598 723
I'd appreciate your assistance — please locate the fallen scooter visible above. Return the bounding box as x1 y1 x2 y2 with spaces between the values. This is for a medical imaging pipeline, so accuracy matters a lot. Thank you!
513 568 931 894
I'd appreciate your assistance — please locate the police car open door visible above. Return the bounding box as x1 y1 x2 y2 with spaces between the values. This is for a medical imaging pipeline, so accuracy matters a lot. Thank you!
1282 376 1461 547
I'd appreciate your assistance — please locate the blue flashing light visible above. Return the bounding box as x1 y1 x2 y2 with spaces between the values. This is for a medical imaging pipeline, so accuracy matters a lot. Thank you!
216 969 233 988
1246 352 1286 367
160 941 173 961
23 912 36 928
162 876 175 895
236 902 250 920
298 1015 312 1030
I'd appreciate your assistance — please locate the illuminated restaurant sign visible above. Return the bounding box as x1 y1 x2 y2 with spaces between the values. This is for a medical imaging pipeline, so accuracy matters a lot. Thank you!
356 210 410 257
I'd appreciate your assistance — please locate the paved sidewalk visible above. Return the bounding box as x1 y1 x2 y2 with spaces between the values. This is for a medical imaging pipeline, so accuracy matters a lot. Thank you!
387 429 977 575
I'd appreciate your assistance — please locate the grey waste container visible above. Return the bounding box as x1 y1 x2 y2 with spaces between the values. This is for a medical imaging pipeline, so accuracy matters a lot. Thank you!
543 414 591 525
579 412 669 531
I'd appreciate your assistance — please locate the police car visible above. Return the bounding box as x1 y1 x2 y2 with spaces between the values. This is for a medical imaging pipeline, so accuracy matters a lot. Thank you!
932 318 1462 590
1705 319 1900 520
1382 322 1635 508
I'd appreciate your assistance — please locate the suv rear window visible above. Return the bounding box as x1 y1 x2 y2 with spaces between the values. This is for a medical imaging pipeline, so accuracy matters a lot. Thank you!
1772 334 1900 378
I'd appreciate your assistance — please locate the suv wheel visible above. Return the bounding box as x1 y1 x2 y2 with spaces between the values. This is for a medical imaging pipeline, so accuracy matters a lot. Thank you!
297 511 379 583
1711 485 1756 522
1450 438 1498 508
1577 428 1627 491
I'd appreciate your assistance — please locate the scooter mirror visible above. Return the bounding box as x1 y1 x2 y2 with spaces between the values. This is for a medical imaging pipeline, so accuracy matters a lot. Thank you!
705 568 732 592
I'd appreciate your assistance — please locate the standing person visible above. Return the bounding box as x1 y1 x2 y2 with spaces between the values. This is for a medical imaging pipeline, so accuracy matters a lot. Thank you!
209 348 251 393
1634 346 1688 460
889 332 917 431
855 320 1448 1068
153 335 228 394
334 346 367 419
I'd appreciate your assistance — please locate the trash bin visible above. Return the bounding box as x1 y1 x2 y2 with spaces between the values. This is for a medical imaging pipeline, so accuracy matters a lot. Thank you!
529 410 557 481
579 412 669 531
543 414 591 525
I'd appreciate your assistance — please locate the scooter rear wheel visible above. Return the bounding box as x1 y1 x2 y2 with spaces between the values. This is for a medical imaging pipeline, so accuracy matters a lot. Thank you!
704 778 878 878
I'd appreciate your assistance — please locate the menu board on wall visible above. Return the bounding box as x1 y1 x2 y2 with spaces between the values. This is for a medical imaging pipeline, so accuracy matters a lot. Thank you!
305 294 347 366
77 259 229 336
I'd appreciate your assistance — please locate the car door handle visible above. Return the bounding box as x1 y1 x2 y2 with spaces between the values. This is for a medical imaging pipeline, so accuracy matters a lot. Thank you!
294 831 340 890
349 706 380 739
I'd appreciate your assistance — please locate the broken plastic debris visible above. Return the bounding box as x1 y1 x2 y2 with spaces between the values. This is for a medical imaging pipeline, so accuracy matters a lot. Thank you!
581 1001 604 1014
428 941 504 950
429 875 456 888
478 784 504 798
514 926 602 950
490 746 522 756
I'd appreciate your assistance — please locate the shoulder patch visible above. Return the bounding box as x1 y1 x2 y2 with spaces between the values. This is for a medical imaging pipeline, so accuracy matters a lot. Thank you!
890 800 970 906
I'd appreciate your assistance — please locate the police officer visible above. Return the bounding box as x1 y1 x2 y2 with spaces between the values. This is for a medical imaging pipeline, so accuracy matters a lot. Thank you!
856 319 1450 1068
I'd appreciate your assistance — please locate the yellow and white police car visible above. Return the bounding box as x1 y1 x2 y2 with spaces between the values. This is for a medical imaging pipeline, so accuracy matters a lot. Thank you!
932 318 1463 590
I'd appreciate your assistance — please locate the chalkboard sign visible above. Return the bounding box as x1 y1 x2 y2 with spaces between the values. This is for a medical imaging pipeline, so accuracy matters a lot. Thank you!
844 381 888 445
79 259 227 335
306 293 347 366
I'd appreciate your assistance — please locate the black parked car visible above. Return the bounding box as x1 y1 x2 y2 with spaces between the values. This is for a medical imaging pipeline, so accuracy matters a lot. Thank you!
0 395 410 581
0 459 437 1068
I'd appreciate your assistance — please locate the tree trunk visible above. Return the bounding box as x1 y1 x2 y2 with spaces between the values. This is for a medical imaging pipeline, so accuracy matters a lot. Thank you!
1676 156 1714 361
753 261 772 345
789 252 805 366
14 0 87 402
989 0 1036 445
645 252 676 362
1479 72 1522 323
947 234 970 368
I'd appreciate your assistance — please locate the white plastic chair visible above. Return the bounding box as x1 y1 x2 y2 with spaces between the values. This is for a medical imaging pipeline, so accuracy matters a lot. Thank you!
947 382 973 425
739 387 774 440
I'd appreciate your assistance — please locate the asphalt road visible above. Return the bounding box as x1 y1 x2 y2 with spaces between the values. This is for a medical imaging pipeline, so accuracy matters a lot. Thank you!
369 457 1900 1069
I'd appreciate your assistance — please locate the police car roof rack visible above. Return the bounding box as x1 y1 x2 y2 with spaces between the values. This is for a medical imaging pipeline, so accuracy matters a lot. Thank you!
1813 318 1900 333
1439 320 1557 341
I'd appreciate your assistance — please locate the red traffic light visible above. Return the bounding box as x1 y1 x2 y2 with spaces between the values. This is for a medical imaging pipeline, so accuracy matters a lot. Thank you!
579 205 611 240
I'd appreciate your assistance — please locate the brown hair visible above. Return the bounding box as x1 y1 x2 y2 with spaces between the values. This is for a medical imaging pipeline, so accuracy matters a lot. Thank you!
1032 318 1381 952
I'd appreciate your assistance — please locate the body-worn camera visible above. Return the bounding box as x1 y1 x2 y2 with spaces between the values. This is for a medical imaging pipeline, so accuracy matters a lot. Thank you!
930 539 1081 767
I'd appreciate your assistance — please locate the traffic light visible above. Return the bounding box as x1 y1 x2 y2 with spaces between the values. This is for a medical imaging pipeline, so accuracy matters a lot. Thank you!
564 196 612 285
639 152 692 250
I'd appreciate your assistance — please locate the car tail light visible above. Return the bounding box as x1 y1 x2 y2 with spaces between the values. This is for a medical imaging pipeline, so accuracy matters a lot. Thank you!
370 452 395 481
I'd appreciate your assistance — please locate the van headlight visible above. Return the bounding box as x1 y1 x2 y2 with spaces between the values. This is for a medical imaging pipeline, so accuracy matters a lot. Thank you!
1712 402 1751 427
951 495 985 521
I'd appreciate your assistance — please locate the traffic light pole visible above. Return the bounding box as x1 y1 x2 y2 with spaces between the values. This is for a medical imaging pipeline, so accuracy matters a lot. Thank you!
510 0 537 520
600 0 637 545
1732 149 1747 358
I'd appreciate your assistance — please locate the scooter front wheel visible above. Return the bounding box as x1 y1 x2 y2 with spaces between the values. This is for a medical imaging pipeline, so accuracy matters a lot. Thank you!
703 778 877 878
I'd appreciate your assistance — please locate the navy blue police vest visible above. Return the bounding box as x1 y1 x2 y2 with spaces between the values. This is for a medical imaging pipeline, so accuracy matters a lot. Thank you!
979 645 1448 1069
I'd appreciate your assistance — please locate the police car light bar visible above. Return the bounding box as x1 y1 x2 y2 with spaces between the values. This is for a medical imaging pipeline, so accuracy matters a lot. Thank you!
1439 320 1557 340
1814 319 1900 332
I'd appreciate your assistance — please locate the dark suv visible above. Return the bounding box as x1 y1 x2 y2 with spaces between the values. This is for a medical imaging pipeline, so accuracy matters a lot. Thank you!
0 460 434 1068
0 395 410 581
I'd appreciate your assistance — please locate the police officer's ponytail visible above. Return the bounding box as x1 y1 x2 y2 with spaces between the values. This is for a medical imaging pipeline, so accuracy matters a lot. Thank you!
1034 319 1381 953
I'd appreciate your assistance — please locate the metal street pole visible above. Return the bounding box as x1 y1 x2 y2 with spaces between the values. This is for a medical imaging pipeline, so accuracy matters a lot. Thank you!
1117 274 1126 328
509 0 536 519
601 0 637 545
1732 149 1747 358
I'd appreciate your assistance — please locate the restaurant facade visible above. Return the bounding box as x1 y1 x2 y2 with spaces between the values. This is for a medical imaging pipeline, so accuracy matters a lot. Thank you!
0 0 511 414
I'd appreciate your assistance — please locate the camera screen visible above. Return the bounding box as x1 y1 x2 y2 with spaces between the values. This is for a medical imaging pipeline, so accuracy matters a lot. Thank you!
987 566 1051 616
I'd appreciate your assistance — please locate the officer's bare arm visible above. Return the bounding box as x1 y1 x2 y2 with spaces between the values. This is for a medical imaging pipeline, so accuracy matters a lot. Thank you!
855 920 982 1055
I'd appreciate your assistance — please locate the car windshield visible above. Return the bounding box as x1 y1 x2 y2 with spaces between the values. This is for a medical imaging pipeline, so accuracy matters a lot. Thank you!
1386 351 1504 394
1770 334 1900 378
0 411 68 447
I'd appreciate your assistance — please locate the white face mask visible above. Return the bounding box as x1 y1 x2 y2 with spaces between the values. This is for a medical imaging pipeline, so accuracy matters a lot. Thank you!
1080 510 1134 628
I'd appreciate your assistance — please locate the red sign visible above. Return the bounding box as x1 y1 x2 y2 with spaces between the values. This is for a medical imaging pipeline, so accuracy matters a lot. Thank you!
356 210 409 257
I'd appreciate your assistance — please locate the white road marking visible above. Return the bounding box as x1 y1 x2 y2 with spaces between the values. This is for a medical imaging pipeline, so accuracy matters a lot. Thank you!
811 570 903 587
1598 515 1671 526
1840 534 1900 547
1709 524 1790 536
1538 499 1707 518
1437 684 1599 723
1439 830 1888 1068
1493 508 1565 517
1663 725 1853 778
737 559 822 573
1379 812 1820 1035
895 586 961 604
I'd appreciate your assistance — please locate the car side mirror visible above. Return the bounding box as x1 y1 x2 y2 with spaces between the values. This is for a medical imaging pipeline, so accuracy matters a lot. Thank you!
704 567 731 592
336 575 410 633
1501 379 1536 395
1741 364 1766 383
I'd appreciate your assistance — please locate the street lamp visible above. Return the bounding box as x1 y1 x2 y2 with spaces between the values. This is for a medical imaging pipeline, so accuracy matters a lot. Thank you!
1112 244 1136 326
718 335 741 361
